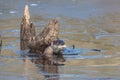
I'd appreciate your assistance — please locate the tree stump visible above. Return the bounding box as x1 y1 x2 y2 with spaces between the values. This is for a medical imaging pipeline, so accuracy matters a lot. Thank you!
20 5 66 64
20 5 59 54
20 5 36 50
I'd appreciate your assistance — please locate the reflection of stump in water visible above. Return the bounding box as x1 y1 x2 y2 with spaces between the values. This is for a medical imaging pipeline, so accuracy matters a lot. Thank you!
22 52 65 80
0 35 2 54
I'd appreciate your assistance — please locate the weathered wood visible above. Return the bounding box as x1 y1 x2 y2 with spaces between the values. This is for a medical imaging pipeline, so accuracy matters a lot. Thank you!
20 5 59 54
27 18 59 53
20 5 36 50
37 18 59 44
20 5 66 65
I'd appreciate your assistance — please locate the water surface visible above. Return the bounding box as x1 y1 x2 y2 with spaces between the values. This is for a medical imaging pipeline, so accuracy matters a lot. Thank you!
0 0 120 80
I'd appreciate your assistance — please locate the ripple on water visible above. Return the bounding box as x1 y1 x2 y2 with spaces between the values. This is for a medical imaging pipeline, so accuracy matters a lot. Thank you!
30 4 38 7
1 29 20 37
0 29 19 33
0 12 3 15
93 33 120 39
9 11 17 14
63 48 105 60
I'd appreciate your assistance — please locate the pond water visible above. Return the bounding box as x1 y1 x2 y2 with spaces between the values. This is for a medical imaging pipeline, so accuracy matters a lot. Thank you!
0 0 120 80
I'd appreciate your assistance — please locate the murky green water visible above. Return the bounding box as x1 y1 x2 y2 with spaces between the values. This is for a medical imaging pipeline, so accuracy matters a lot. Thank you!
0 0 120 80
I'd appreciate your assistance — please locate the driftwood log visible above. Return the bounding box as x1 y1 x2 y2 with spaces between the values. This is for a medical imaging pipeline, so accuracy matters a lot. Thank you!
20 5 59 54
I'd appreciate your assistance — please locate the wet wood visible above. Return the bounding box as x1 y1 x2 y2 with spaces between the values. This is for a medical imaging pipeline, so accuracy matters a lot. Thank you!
20 5 36 50
28 19 59 53
20 5 59 54
20 5 65 69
